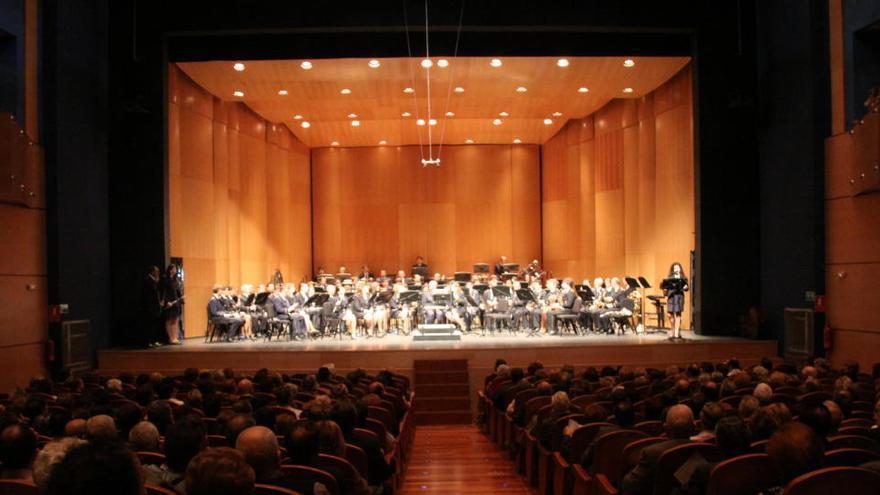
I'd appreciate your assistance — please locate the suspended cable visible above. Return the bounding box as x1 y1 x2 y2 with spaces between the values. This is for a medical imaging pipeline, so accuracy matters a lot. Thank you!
435 0 465 163
402 0 425 165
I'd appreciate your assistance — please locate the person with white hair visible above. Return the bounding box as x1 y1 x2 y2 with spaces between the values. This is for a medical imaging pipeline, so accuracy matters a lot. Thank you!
753 382 773 405
32 437 87 492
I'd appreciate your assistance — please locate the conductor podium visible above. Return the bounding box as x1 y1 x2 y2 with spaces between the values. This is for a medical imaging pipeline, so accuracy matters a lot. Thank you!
412 323 461 342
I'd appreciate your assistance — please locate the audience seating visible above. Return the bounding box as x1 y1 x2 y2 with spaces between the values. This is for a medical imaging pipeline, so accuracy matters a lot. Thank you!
827 434 879 452
137 451 167 466
343 443 370 480
824 448 880 467
783 466 880 495
589 429 650 484
280 465 339 495
0 480 39 495
254 485 303 495
144 485 179 495
653 443 722 495
706 453 778 495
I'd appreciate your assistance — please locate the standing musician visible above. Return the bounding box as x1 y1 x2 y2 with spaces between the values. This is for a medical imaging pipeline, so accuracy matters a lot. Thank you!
663 262 689 340
494 256 508 277
140 266 163 348
421 280 445 324
159 264 184 345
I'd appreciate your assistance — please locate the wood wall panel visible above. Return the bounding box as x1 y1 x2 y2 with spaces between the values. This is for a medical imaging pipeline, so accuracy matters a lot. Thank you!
825 262 880 334
542 65 694 324
168 65 312 338
826 195 880 264
0 204 45 276
311 144 541 275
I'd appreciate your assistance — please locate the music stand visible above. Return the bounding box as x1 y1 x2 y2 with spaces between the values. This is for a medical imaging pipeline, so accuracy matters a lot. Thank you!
454 272 472 282
374 291 393 305
411 265 429 279
625 277 641 289
433 293 452 306
407 284 422 291
516 288 540 337
304 293 329 307
254 292 270 306
661 278 686 292
313 286 327 293
336 273 352 281
502 263 519 274
492 285 512 298
399 291 420 304
638 276 651 289
575 286 594 303
243 293 256 306
473 284 489 294
473 263 489 274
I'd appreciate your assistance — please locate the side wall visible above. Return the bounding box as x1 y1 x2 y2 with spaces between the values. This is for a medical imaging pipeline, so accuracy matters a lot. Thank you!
167 65 312 338
311 145 542 275
541 65 695 325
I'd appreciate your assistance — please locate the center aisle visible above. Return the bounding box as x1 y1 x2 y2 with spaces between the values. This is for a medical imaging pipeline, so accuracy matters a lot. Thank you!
399 425 535 495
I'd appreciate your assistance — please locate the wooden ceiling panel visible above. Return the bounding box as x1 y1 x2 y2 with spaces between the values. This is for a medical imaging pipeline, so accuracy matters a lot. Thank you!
177 56 690 148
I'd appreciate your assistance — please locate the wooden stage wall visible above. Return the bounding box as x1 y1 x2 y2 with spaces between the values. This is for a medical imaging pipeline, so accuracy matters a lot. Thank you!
542 66 695 324
168 66 312 337
311 145 542 276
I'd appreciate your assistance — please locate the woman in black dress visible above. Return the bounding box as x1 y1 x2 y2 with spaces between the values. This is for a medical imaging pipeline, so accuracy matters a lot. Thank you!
664 262 689 340
160 264 184 345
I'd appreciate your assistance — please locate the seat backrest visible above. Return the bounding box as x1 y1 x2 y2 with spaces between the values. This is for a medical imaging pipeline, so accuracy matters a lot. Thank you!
836 426 874 438
719 395 743 408
344 443 370 480
363 417 387 443
551 414 588 451
0 480 39 495
254 484 303 495
588 429 650 482
145 485 179 495
567 422 614 461
706 453 777 495
513 387 539 407
206 434 229 447
634 420 664 437
841 418 874 429
621 437 666 475
827 434 879 452
824 448 880 467
571 394 597 409
367 406 394 433
525 395 552 423
797 391 832 405
314 454 361 491
137 451 166 466
783 466 880 495
280 464 340 495
750 439 769 453
654 443 722 495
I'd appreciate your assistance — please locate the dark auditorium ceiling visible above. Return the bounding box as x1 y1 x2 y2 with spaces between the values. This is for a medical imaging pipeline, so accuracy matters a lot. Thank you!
177 56 690 147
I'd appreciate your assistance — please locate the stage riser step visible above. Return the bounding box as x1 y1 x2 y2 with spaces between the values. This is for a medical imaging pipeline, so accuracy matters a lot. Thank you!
415 371 469 385
413 359 468 372
415 383 470 398
413 334 461 341
415 410 472 426
415 397 471 411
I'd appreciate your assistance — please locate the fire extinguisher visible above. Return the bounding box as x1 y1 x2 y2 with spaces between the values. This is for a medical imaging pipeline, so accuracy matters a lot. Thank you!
823 323 833 351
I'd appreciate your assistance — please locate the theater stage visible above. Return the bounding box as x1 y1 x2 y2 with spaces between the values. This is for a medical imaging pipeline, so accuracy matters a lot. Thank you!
98 331 776 379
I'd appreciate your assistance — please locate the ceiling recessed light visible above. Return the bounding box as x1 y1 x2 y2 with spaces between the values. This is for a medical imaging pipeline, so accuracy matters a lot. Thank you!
513 138 522 144
516 86 527 93
446 111 455 117
454 86 464 93
330 141 339 146
578 87 589 93
543 118 553 125
368 59 381 68
293 114 303 120
465 138 474 144
499 111 509 117
416 119 426 126
623 87 634 93
437 59 449 68
421 58 433 68
233 62 246 71
492 119 503 125
347 113 357 118
301 121 311 128
277 89 288 95
351 120 360 127
552 111 563 117
403 87 414 94
623 59 635 67
428 119 437 126
233 90 244 97
401 112 411 117
379 140 387 145
490 58 503 67
300 61 313 70
556 58 569 68
340 88 352 95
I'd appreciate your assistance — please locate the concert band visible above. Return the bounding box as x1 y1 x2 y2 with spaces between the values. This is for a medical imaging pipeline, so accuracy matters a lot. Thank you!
185 256 689 344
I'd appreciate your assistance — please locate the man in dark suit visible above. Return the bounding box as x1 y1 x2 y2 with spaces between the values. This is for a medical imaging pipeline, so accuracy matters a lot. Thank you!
622 404 695 495
141 265 163 347
546 281 576 334
358 264 374 280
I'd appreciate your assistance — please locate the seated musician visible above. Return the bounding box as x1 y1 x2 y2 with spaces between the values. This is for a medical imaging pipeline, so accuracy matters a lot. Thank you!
395 270 407 285
208 284 244 341
539 278 560 334
296 282 320 337
545 280 576 334
581 277 606 332
511 280 538 332
372 283 390 336
314 267 326 282
389 283 414 335
223 286 254 340
445 282 470 332
282 284 309 340
421 280 445 324
598 278 637 335
235 284 261 339
319 283 342 336
494 256 508 277
348 284 374 337
377 269 389 282
358 265 373 280
594 278 623 334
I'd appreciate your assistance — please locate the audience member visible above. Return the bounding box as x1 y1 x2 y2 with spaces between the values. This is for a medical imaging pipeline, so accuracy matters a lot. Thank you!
129 421 161 453
0 424 38 480
185 447 255 495
45 440 143 495
622 404 694 495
